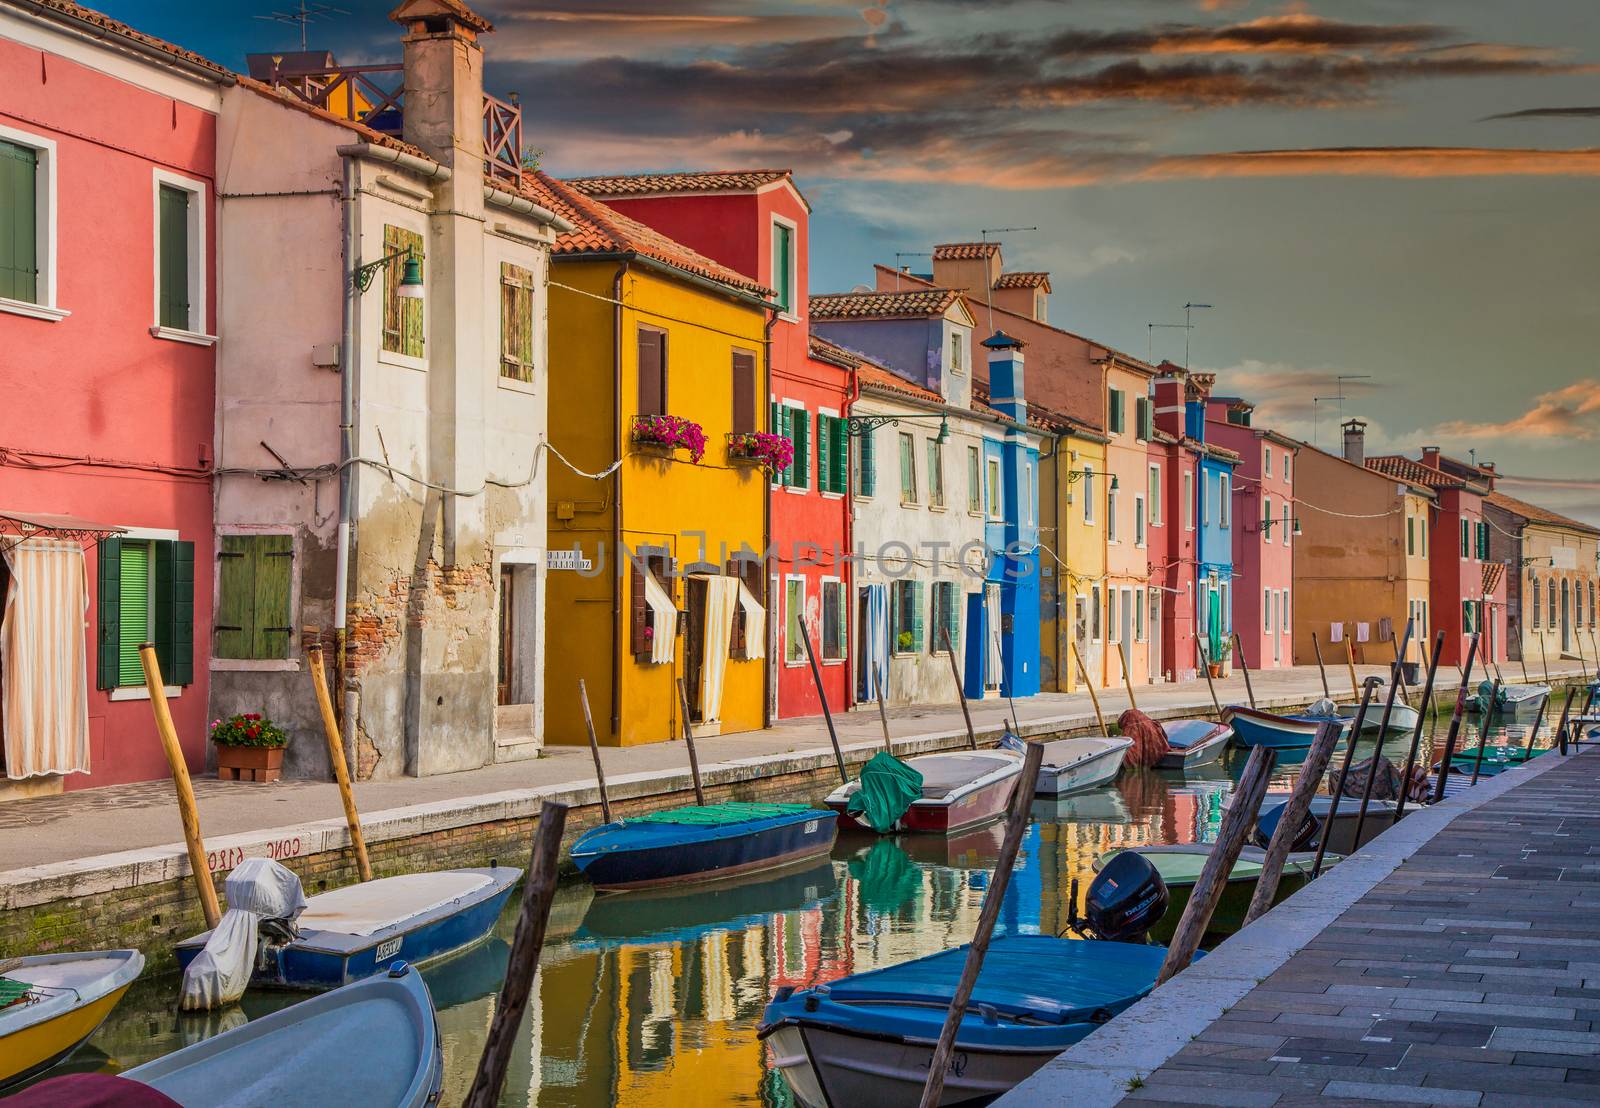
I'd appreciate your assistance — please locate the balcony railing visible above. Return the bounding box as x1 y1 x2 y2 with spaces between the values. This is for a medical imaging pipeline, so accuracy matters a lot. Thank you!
265 62 525 186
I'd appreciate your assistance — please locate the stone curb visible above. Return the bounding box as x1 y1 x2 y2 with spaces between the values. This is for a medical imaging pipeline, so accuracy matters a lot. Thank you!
995 738 1593 1106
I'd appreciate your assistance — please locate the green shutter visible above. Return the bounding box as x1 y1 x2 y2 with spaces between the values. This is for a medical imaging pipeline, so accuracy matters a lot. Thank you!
793 407 810 490
1109 390 1124 434
218 535 293 661
832 416 848 494
154 540 194 686
860 426 876 497
216 536 254 660
774 224 793 314
911 581 926 652
96 537 122 690
158 185 190 329
770 401 784 486
118 542 151 687
252 535 292 660
816 412 832 493
942 583 960 649
0 140 38 303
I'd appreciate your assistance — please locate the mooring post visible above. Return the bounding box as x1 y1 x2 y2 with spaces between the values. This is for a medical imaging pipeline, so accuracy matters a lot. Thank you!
1353 653 1412 849
1554 686 1575 757
140 643 220 929
873 664 893 755
1246 720 1342 925
1158 744 1277 985
1394 630 1447 821
577 679 613 824
309 645 371 882
1313 677 1379 878
918 741 1045 1108
1233 631 1255 709
1117 638 1140 713
942 627 978 751
1343 631 1360 701
1469 679 1503 786
1071 640 1110 736
1197 639 1223 721
1431 632 1481 803
675 678 707 806
798 621 850 783
1311 631 1331 699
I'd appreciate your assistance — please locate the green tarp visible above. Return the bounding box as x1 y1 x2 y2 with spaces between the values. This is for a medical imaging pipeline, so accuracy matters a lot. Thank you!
846 752 925 833
627 801 814 826
0 977 32 1008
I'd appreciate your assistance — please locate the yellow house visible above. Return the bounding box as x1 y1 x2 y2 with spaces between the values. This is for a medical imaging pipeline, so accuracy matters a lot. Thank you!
534 174 773 746
1039 419 1109 692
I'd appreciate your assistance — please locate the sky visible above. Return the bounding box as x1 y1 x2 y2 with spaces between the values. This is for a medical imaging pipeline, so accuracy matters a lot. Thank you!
101 0 1600 524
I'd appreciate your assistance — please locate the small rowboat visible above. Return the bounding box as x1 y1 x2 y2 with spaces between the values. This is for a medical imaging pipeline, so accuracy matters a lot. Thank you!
93 963 436 1107
1157 719 1232 769
824 749 1023 835
1338 700 1420 734
1439 743 1547 780
1473 682 1550 712
571 802 837 892
760 935 1169 1108
1225 705 1346 750
1093 845 1328 944
0 950 143 1089
1028 735 1131 795
175 866 519 992
1255 794 1397 855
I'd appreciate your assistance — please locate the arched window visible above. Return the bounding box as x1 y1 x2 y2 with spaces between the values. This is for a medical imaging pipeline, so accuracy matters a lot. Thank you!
1533 577 1541 629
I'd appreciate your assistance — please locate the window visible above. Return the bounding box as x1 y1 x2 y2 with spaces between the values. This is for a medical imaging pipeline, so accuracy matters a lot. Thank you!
771 219 795 315
1265 445 1273 476
1460 518 1469 559
892 579 925 654
854 426 876 497
785 577 806 664
1407 516 1416 556
382 224 424 357
0 128 61 318
1263 496 1273 541
1264 588 1272 632
770 401 809 489
1283 454 1290 484
216 535 294 660
1107 587 1119 642
1091 584 1102 640
499 262 535 383
1591 582 1597 627
1221 582 1231 633
1549 580 1558 629
637 326 668 417
930 581 961 653
1083 464 1096 525
630 548 675 661
1108 486 1120 543
1183 471 1194 531
1148 464 1162 526
898 432 917 504
1219 474 1231 529
1420 516 1427 557
151 170 209 339
1476 520 1490 561
821 579 846 661
986 458 1002 521
927 440 945 508
1108 388 1125 435
96 536 195 689
731 351 757 434
1282 590 1290 632
966 446 981 512
1200 472 1209 526
1134 588 1145 642
1136 396 1154 441
1134 495 1146 547
1074 594 1089 647
949 329 965 375
816 413 848 494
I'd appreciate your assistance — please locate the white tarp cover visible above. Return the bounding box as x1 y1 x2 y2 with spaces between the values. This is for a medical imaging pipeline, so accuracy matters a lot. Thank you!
180 858 307 1010
643 568 676 664
0 539 90 779
736 580 765 660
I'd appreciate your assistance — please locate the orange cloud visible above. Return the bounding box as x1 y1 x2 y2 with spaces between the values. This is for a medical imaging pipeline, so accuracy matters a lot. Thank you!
1135 146 1600 181
1430 381 1600 443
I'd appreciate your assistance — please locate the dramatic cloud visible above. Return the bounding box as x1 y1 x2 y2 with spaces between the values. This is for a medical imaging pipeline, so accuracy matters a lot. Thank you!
1211 360 1382 428
1483 105 1600 121
1135 146 1600 182
1428 381 1600 444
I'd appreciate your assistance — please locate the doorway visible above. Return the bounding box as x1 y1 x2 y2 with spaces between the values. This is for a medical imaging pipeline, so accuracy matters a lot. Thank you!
1272 591 1282 665
1149 589 1163 681
493 559 540 752
684 576 708 722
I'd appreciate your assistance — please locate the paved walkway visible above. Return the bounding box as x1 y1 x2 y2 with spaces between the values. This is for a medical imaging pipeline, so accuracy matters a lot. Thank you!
1003 718 1600 1107
2 660 1591 877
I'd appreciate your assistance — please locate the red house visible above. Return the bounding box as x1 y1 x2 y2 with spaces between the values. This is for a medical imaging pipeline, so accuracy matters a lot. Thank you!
1 5 221 798
567 170 854 719
1149 371 1200 682
1368 449 1507 667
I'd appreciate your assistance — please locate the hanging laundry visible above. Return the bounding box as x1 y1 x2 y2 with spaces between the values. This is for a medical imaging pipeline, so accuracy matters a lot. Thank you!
1356 622 1371 643
1329 622 1343 643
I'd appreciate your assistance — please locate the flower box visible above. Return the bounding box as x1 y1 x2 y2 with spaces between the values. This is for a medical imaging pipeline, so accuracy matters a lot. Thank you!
726 431 794 475
632 414 707 463
217 743 284 783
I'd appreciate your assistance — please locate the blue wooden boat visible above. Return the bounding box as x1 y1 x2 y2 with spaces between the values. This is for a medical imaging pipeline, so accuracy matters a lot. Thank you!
1157 718 1232 769
571 802 837 892
175 866 518 991
1225 704 1347 750
760 935 1168 1107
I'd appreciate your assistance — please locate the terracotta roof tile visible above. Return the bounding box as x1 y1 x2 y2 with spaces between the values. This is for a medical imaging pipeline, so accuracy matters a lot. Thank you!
1485 491 1600 536
536 173 771 297
389 0 494 34
807 333 865 370
994 271 1051 291
933 242 1000 261
1366 455 1464 490
810 288 962 321
23 0 233 77
856 362 944 406
567 170 793 197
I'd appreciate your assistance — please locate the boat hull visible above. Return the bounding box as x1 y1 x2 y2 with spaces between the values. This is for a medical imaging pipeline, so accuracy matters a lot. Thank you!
1155 720 1231 770
1034 738 1131 796
573 809 837 892
1340 702 1420 733
0 950 143 1090
1150 864 1312 945
1225 706 1340 750
175 867 518 991
825 751 1022 835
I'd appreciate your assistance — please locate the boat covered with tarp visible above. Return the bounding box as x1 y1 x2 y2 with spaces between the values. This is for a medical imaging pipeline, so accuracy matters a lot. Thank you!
1472 680 1550 713
1157 719 1233 769
571 802 837 891
0 949 143 1089
825 748 1023 834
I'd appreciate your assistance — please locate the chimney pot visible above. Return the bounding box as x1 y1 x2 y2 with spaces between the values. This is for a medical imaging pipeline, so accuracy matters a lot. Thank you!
1342 418 1366 466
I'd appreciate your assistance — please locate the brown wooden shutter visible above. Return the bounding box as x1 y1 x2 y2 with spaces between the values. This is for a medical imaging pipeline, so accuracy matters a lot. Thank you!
500 262 535 383
637 328 665 416
382 225 425 357
630 559 649 658
731 352 756 434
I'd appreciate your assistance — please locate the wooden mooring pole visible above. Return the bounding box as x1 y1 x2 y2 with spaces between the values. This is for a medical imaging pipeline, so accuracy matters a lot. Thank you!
1394 630 1447 822
1311 631 1331 700
1539 633 1553 687
1552 687 1576 757
140 643 220 929
308 645 371 882
873 664 894 755
1313 677 1380 879
942 627 978 750
1353 646 1414 848
1430 632 1481 804
1158 744 1277 985
1343 631 1360 700
1245 720 1342 926
464 800 568 1108
1071 640 1110 737
918 742 1044 1108
1522 685 1553 761
675 678 707 806
1233 632 1256 709
1117 639 1140 714
798 621 850 782
577 679 612 824
1197 639 1223 721
1469 679 1503 787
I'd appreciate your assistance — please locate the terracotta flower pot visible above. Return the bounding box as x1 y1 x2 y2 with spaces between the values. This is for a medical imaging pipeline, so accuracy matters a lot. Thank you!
216 744 284 783
1207 663 1223 678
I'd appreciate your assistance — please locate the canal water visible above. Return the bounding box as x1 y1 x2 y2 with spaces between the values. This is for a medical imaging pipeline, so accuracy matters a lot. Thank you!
66 699 1570 1105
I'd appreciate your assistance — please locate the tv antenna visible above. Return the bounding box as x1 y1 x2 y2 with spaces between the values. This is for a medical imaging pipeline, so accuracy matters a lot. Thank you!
255 0 348 51
1182 302 1212 369
977 226 1037 332
891 252 931 287
1147 322 1188 366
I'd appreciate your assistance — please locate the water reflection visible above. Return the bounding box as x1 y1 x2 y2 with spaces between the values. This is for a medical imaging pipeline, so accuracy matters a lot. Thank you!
73 703 1569 1105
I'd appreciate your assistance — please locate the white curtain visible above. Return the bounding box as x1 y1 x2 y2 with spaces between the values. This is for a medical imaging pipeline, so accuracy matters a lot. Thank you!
985 585 1003 689
861 584 889 702
643 568 677 664
737 581 765 660
1 539 91 779
701 576 739 722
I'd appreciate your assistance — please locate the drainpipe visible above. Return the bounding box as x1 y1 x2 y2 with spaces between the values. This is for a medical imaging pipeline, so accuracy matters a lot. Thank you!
609 261 629 736
762 308 778 727
844 355 863 709
335 155 358 705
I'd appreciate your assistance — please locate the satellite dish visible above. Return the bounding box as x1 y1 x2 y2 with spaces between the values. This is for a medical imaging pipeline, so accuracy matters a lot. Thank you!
850 284 872 294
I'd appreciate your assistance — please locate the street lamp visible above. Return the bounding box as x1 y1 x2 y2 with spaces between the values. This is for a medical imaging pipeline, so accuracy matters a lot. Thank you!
352 247 424 298
847 412 950 444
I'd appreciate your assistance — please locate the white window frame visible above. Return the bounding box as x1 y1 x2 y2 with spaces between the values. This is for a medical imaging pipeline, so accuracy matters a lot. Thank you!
0 123 65 322
1183 470 1194 532
106 525 183 701
150 167 214 344
1264 588 1272 633
1134 494 1146 547
1108 586 1119 643
948 325 966 376
1264 445 1272 477
1219 473 1231 529
927 437 946 510
1134 586 1145 643
1282 588 1291 633
783 574 807 667
1148 463 1162 526
819 576 846 663
1083 464 1096 525
966 445 982 514
1283 454 1291 484
770 213 799 321
1107 486 1120 544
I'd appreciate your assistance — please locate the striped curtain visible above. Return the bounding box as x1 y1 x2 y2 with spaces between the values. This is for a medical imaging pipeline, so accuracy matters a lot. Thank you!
1 539 91 778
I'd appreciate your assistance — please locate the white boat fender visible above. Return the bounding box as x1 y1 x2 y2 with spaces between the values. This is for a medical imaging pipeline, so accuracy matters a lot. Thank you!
1309 697 1338 716
179 858 308 1011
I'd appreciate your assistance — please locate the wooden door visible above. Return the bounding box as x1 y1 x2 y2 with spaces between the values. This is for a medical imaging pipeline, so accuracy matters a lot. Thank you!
685 577 707 721
497 566 513 706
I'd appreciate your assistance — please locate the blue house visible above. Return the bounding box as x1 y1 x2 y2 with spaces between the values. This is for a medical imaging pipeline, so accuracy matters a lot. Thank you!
1187 374 1239 668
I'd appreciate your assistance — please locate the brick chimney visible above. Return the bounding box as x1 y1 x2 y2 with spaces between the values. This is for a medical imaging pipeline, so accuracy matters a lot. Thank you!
1420 445 1441 470
1342 419 1366 466
931 242 1002 298
1152 367 1185 437
393 0 491 172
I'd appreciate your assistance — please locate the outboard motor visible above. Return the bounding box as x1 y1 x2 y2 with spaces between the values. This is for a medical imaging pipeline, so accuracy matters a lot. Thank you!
1066 851 1169 944
1251 800 1318 852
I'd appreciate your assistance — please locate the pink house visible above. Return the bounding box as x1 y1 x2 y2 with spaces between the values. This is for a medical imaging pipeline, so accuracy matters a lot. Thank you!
1150 373 1199 681
1 5 222 798
1207 395 1299 669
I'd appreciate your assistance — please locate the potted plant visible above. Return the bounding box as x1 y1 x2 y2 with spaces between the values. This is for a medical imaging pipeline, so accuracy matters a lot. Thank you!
726 430 794 476
632 414 707 463
1207 639 1231 678
211 712 288 782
